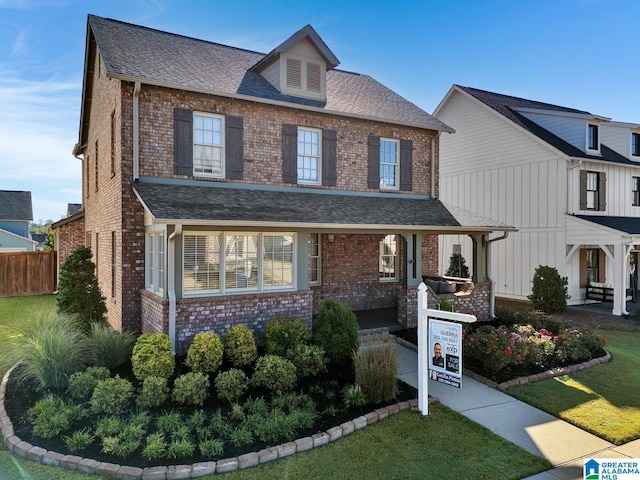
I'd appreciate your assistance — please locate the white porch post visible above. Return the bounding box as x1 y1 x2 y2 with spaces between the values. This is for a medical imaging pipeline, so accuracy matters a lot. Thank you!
613 242 625 316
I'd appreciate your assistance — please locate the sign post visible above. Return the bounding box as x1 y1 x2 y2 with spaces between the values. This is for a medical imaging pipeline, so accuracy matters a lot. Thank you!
417 282 477 415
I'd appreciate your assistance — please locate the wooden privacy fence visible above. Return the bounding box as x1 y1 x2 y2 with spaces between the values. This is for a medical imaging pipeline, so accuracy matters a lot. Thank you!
0 251 56 296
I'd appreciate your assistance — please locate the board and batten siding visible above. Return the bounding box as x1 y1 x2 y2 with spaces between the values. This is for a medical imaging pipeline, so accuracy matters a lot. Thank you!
437 90 567 300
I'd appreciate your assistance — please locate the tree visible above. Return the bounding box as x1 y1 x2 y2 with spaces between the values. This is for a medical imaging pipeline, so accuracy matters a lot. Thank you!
528 265 570 313
57 245 106 325
445 252 470 278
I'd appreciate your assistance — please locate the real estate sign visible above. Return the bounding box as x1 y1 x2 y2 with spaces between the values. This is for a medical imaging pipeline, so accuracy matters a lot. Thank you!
428 318 462 388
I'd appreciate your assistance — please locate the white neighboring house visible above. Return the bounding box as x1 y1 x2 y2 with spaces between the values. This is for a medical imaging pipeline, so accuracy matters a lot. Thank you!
434 85 640 316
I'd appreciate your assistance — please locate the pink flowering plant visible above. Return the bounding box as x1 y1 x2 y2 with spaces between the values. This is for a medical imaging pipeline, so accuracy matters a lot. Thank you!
463 312 606 382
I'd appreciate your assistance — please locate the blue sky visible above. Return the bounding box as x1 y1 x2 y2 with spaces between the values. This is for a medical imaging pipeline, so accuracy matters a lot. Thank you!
0 0 638 223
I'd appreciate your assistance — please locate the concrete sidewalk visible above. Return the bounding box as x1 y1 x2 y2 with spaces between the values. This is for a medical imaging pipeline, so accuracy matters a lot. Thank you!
393 342 640 480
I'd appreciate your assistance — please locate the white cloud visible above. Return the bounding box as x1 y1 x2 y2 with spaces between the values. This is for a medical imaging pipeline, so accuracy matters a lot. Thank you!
10 30 27 56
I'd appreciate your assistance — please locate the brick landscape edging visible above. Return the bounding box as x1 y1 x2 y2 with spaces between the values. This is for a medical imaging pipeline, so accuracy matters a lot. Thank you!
0 365 433 479
396 337 612 390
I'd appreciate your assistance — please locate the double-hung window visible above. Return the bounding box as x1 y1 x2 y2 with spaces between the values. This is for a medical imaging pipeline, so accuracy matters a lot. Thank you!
586 171 599 210
194 112 224 177
145 231 165 295
297 127 320 184
182 232 294 295
379 234 397 281
632 133 640 157
380 139 399 189
633 177 640 207
587 124 599 151
308 233 321 286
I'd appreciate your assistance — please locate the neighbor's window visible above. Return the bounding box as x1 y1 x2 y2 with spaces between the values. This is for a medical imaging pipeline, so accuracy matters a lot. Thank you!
587 124 599 150
379 234 397 281
634 177 640 207
632 133 640 157
380 139 399 189
297 127 320 184
308 233 321 285
193 112 224 177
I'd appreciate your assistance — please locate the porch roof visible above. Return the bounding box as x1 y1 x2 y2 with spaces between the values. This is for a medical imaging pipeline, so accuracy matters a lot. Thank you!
575 215 640 235
132 179 512 233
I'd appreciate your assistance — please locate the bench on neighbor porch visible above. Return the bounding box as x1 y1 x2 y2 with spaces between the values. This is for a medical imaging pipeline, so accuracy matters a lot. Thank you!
585 282 632 303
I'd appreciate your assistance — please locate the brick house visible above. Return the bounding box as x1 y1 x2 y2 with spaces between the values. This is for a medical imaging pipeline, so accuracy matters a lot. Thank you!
72 16 511 353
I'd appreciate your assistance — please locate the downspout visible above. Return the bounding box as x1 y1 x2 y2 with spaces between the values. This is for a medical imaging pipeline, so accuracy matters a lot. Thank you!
486 231 510 318
167 224 182 354
133 82 141 181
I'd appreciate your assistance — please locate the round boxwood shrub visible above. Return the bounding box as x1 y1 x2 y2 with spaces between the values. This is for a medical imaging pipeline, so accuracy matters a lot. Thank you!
224 324 258 368
285 344 326 378
185 332 223 374
311 299 359 365
90 375 134 415
67 366 111 401
251 355 297 394
264 315 308 357
137 376 169 408
172 372 210 406
528 265 570 313
214 368 249 403
132 333 175 381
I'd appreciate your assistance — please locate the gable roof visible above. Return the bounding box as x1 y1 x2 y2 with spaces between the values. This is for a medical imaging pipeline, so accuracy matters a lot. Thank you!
0 190 33 221
574 215 640 235
78 16 452 149
446 86 635 166
131 179 513 233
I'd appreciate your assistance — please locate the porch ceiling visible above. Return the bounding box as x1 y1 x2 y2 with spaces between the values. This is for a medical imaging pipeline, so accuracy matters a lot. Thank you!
132 180 510 233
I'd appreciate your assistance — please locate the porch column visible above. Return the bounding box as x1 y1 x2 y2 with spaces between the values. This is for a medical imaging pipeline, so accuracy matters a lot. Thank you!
469 234 489 282
401 233 423 286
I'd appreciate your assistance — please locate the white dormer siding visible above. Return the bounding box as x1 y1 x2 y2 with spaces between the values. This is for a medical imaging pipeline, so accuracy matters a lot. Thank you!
260 38 327 102
517 110 598 154
601 123 636 161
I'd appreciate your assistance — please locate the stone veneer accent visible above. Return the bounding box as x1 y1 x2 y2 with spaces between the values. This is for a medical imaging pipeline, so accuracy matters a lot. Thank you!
0 365 428 479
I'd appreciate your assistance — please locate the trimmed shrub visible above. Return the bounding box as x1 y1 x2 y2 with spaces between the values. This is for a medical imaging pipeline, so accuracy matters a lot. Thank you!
88 322 135 369
12 312 90 390
56 245 107 325
251 355 297 394
172 372 210 406
90 375 134 415
353 345 399 404
528 265 570 313
264 315 308 356
214 368 249 403
137 376 169 408
285 344 326 378
224 324 258 368
311 299 359 365
67 366 111 401
132 333 175 381
185 331 224 374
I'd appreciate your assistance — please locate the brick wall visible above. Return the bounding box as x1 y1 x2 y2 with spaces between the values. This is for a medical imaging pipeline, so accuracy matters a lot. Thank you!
429 281 491 322
53 214 85 277
422 234 439 275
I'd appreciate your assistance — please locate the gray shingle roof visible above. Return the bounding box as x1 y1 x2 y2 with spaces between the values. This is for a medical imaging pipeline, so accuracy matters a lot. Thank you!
457 86 634 165
88 15 452 132
575 215 640 235
131 180 472 230
0 190 33 221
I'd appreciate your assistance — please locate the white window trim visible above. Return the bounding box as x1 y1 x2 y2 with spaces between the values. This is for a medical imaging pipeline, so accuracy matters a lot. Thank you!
379 234 398 282
297 127 322 185
586 123 600 153
379 138 400 191
193 111 225 179
182 231 296 297
308 233 322 286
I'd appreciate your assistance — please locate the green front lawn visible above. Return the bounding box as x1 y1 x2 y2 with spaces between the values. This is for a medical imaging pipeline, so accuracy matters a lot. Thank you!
507 329 640 444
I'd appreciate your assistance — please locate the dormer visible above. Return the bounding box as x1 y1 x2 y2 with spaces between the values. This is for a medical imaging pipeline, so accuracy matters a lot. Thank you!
249 25 339 102
586 122 601 154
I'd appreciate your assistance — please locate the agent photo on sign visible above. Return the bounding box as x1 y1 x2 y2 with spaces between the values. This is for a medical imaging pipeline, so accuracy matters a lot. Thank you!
432 342 444 368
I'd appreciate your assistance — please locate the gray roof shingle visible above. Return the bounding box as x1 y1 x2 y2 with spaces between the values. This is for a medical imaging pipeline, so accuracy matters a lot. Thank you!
575 215 640 235
0 190 33 221
88 15 452 132
458 86 634 166
131 180 499 231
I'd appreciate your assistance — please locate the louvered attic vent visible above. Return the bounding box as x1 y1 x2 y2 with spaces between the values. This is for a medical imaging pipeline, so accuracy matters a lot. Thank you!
286 58 302 89
306 62 321 92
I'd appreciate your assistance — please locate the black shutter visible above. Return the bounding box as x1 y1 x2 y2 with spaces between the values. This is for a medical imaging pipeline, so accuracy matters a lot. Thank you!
282 124 298 184
322 129 337 186
368 135 380 189
174 108 193 176
579 170 587 210
400 139 413 191
226 116 244 180
598 171 607 211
